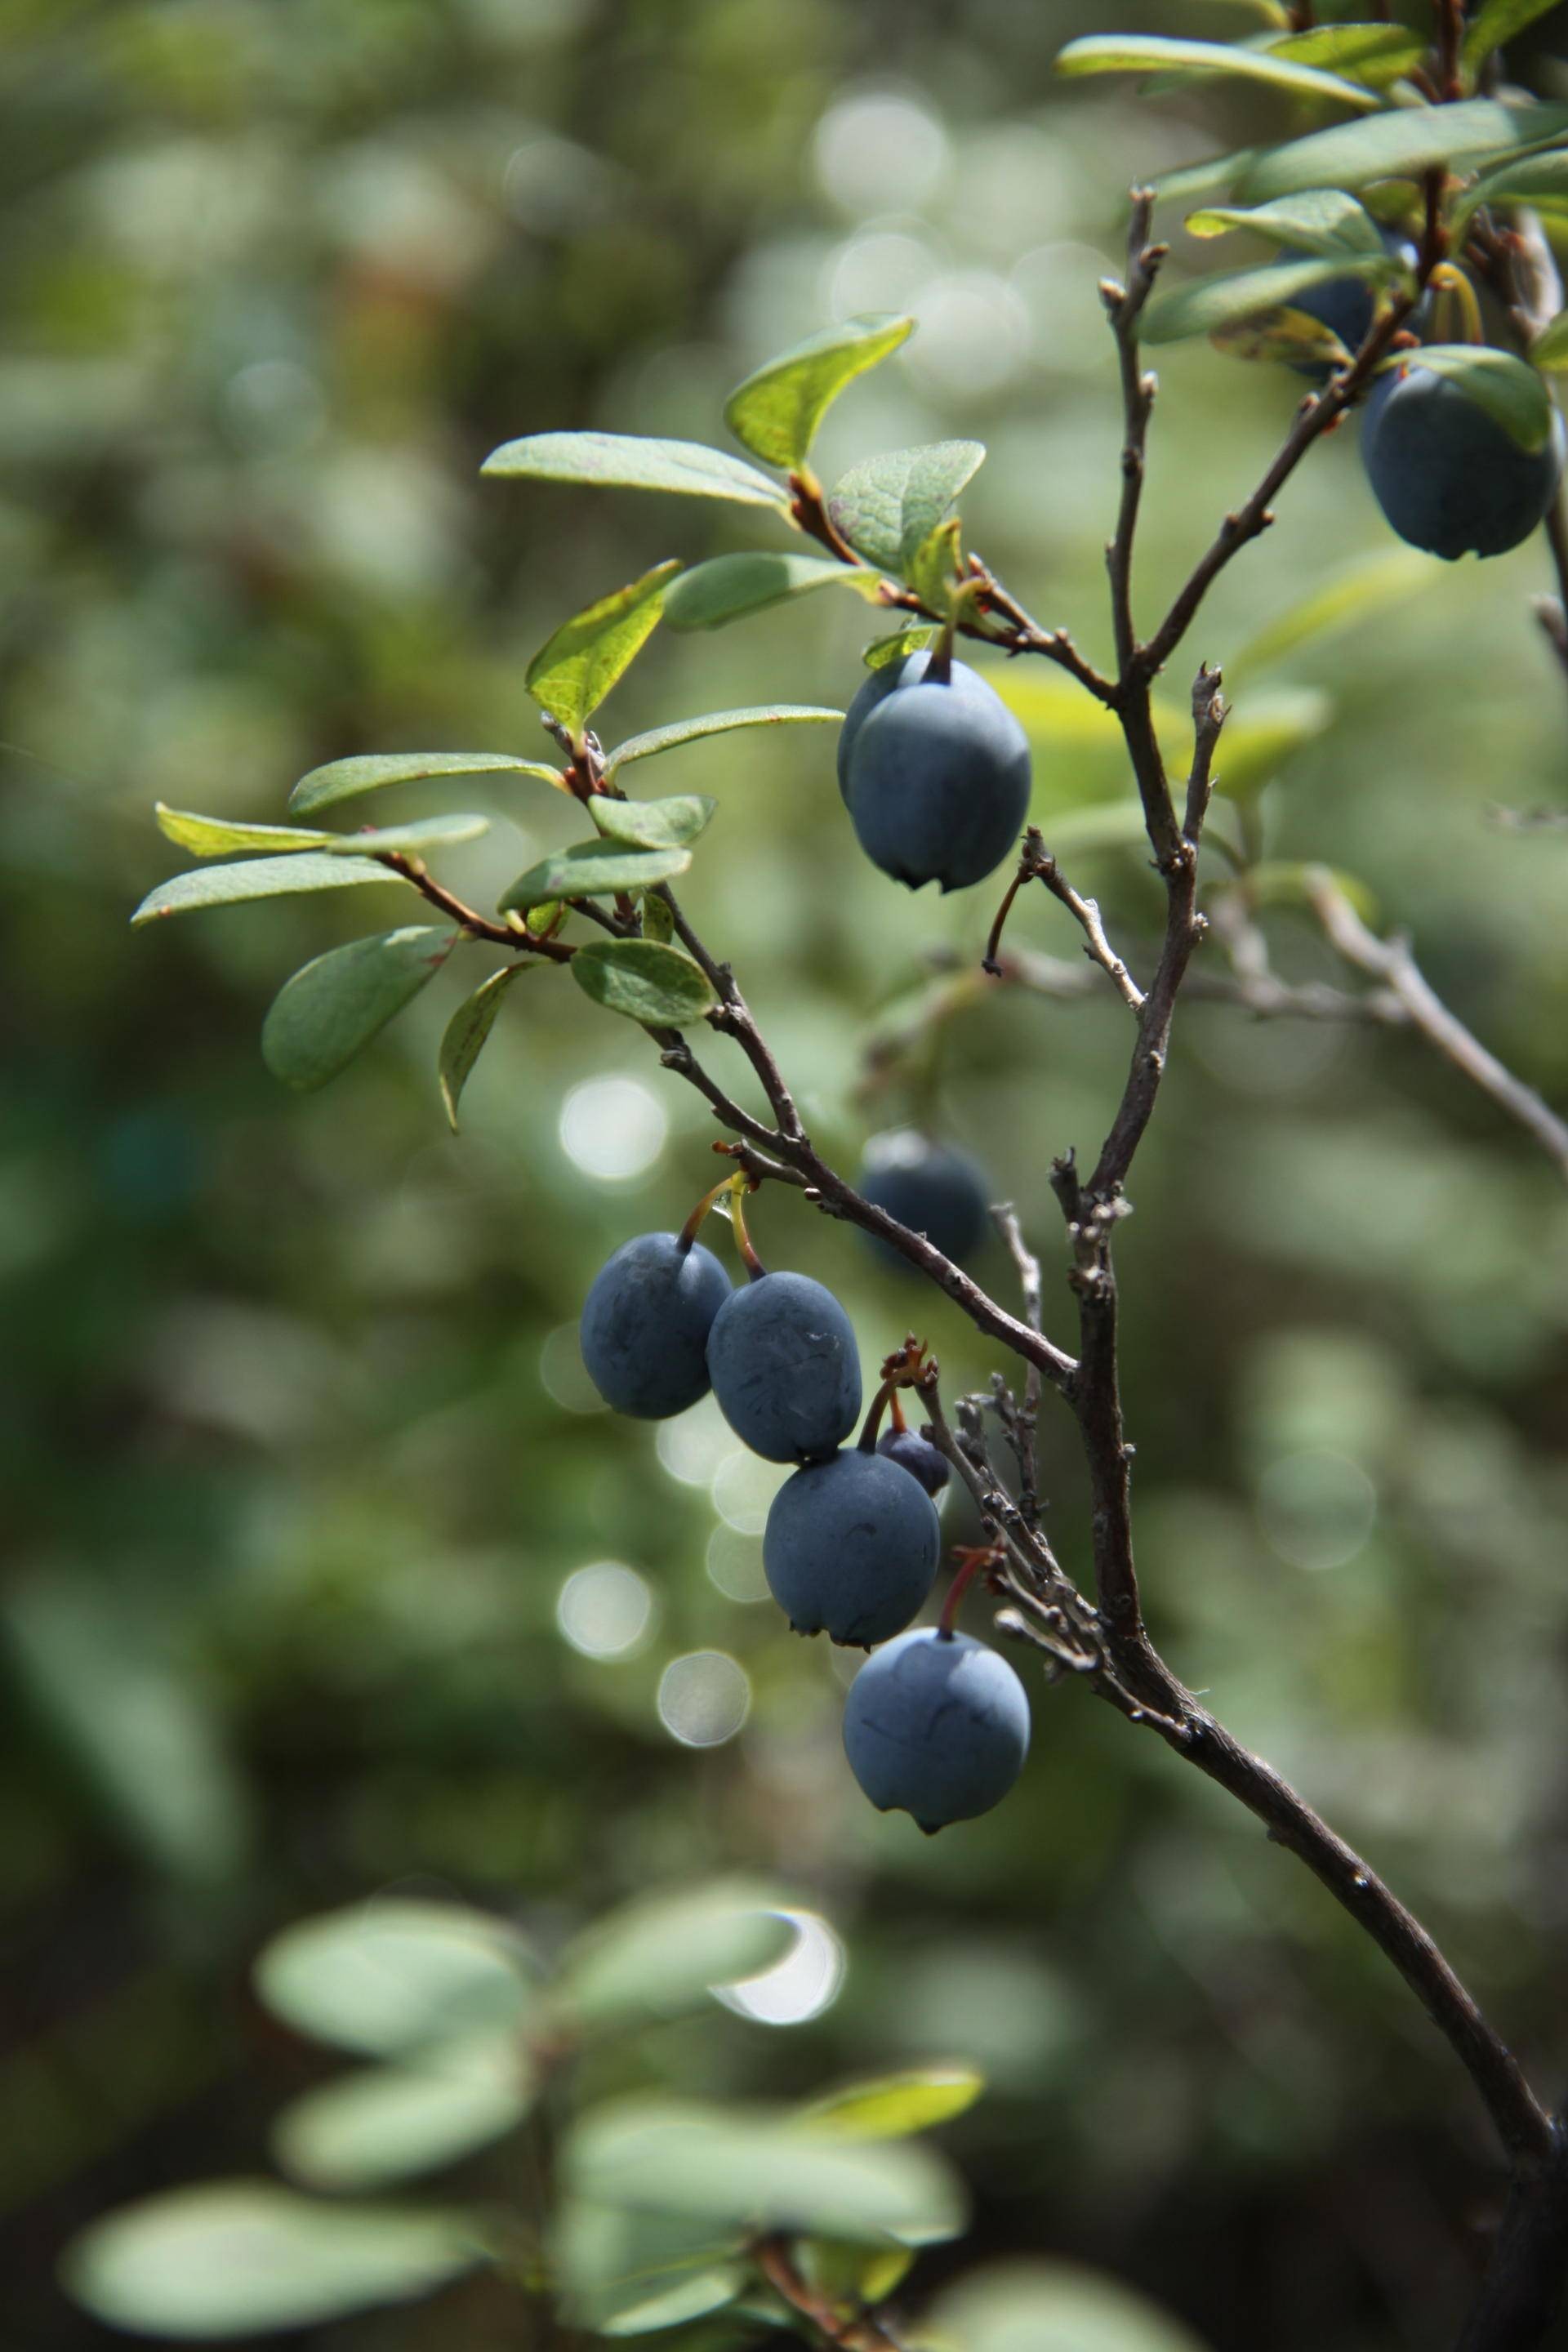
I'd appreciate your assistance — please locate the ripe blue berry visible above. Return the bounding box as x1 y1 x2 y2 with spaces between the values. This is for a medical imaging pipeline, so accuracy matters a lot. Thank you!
859 1129 990 1269
1361 359 1565 560
843 1628 1030 1833
580 1232 732 1419
764 1448 940 1647
705 1271 862 1463
876 1426 950 1498
840 652 1031 893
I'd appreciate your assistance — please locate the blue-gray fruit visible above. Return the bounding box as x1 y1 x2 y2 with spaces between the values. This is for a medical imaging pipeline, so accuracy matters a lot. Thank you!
1361 361 1565 560
764 1448 940 1646
706 1271 862 1463
859 1129 990 1269
1281 229 1414 380
580 1232 732 1419
876 1427 950 1497
840 652 1031 893
844 1628 1031 1833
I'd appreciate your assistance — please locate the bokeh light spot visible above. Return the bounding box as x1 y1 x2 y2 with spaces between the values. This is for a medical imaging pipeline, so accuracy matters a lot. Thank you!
557 1561 656 1659
706 1523 770 1603
657 1651 751 1747
540 1321 607 1414
1257 1450 1377 1571
813 92 949 217
558 1076 666 1182
714 1909 845 2027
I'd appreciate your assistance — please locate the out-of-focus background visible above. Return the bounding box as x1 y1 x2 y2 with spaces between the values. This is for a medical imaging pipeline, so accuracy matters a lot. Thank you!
7 2 1568 2346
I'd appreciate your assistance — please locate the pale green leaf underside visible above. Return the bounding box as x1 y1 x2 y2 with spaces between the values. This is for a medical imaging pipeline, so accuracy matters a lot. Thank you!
273 2038 535 2192
261 928 450 1091
570 938 715 1025
553 2198 746 2336
526 559 681 736
827 440 987 575
1055 33 1383 109
558 1882 796 2032
1379 343 1556 451
439 964 528 1132
157 804 491 860
604 705 841 775
931 2258 1211 2352
724 314 913 470
590 794 715 849
662 552 882 631
1143 252 1403 344
255 1899 537 2057
61 2184 483 2340
132 854 412 925
1185 188 1384 256
480 430 786 510
501 839 691 908
1241 99 1568 201
289 751 561 817
1153 146 1268 205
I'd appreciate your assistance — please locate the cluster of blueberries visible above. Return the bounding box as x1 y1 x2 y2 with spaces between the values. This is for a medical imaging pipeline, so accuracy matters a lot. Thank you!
579 1133 1030 1836
1294 248 1564 561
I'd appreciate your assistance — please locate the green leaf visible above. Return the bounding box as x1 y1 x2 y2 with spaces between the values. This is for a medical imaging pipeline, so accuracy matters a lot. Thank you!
131 854 412 926
1232 547 1437 674
565 2101 967 2247
797 2239 915 2310
604 705 842 776
553 2198 746 2336
273 2038 535 2193
798 2067 986 2142
590 795 716 849
603 2270 749 2336
1376 343 1556 452
1241 99 1568 201
1054 33 1383 109
261 928 451 1093
863 626 936 670
1269 24 1426 87
905 516 963 613
640 893 675 944
1153 147 1268 204
289 751 564 817
500 840 692 910
480 431 787 510
1454 148 1568 237
526 560 680 738
439 964 529 1132
1463 0 1561 80
826 441 986 574
1142 252 1404 345
663 552 881 631
571 938 715 1026
255 1898 537 2057
929 2259 1211 2352
558 1881 796 2031
61 2184 483 2340
1210 686 1334 800
1532 305 1568 370
154 804 493 861
724 315 913 471
1208 307 1352 367
1185 189 1384 256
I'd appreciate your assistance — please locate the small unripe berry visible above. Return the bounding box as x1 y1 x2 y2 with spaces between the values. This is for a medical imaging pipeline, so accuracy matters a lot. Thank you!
876 1426 950 1498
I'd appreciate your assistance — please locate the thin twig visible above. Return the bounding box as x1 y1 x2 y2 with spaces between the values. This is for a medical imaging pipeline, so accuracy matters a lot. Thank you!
376 854 575 960
991 1204 1044 1523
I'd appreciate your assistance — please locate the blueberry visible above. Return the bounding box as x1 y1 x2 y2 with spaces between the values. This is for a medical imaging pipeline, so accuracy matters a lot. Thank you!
705 1271 862 1463
843 1628 1031 1833
1361 359 1565 560
859 1129 991 1269
1281 229 1415 381
876 1426 951 1498
840 652 1031 893
580 1232 732 1419
764 1447 941 1646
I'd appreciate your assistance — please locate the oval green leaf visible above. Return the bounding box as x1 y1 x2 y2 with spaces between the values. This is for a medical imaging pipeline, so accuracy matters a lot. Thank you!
501 839 692 910
439 963 529 1133
724 316 913 470
132 854 413 926
1241 99 1568 201
1269 23 1425 87
61 2184 483 2340
1143 252 1404 345
826 440 987 574
552 2198 746 2335
663 552 881 632
604 705 841 776
558 1880 796 2031
930 2259 1212 2352
1153 145 1268 204
261 927 451 1093
273 2038 535 2193
155 806 491 860
590 795 715 849
1377 343 1555 452
797 2065 986 2142
1185 188 1384 255
255 1898 537 2056
863 626 937 670
1454 149 1568 238
571 938 715 1026
289 751 564 817
1054 33 1382 109
526 559 680 738
480 430 786 510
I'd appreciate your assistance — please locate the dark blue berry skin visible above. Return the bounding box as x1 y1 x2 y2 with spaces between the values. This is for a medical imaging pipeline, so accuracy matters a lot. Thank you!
844 1628 1031 1833
840 652 1031 893
705 1271 862 1463
1361 363 1565 560
859 1131 990 1271
580 1233 732 1419
876 1427 951 1498
1283 231 1414 381
764 1448 940 1647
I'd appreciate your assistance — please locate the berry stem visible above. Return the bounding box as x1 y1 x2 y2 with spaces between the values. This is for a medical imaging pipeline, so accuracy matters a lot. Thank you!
728 1177 768 1281
889 1389 908 1436
939 1547 996 1639
1430 261 1485 346
677 1170 742 1255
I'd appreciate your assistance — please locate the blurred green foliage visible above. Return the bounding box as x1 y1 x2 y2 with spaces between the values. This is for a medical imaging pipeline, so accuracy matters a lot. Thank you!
7 2 1568 2348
